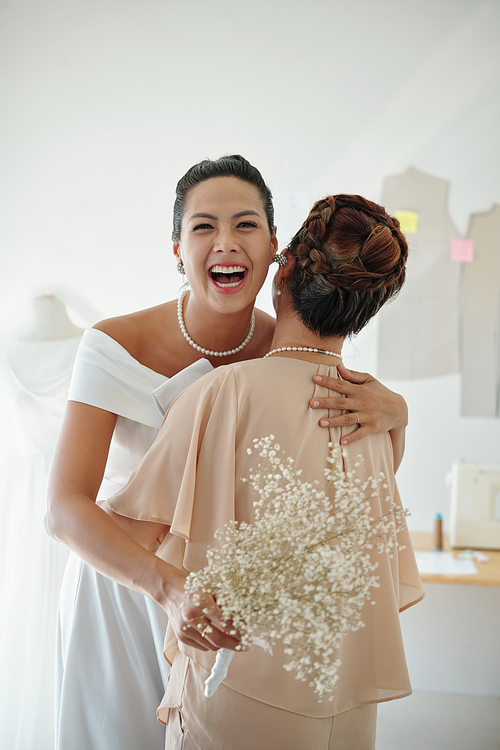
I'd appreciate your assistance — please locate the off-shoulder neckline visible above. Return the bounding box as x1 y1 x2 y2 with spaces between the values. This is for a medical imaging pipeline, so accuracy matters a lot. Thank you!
86 327 168 379
86 328 216 381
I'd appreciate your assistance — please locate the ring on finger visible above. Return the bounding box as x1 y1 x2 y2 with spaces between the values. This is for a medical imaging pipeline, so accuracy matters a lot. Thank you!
353 412 360 424
201 625 210 638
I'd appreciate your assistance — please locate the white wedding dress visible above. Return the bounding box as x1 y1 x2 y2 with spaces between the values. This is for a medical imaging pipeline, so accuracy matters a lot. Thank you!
55 328 212 750
0 334 81 750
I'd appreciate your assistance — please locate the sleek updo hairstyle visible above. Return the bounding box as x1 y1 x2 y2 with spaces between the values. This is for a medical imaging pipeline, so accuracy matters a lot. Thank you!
172 154 274 241
286 195 408 338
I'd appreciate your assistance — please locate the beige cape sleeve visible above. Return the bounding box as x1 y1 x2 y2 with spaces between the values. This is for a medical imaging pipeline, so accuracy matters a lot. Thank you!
106 365 239 573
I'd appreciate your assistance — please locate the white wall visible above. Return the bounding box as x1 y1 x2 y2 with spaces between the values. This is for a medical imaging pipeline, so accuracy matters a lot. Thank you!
1 2 500 527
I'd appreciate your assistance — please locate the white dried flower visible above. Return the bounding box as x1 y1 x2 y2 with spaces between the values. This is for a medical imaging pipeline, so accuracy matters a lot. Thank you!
185 437 408 701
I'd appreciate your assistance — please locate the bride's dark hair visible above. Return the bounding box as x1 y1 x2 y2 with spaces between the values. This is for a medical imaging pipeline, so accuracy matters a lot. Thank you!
286 195 409 338
172 154 274 241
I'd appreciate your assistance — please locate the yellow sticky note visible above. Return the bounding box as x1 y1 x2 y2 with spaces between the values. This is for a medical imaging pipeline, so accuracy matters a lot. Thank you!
395 210 419 235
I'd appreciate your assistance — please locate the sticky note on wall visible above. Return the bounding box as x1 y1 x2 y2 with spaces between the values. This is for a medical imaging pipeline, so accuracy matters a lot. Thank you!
450 239 475 263
395 210 419 234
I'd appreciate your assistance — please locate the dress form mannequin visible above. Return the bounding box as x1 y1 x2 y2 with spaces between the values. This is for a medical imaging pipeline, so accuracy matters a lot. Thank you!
0 294 84 750
14 294 84 341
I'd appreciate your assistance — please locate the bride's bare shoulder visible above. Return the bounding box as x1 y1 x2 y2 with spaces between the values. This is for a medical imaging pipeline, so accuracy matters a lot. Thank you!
92 301 174 357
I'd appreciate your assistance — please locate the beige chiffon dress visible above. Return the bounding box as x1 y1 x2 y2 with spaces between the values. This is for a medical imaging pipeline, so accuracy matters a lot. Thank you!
107 356 424 750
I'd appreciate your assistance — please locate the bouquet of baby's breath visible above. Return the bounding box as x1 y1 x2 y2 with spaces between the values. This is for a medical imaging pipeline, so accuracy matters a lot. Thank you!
184 436 407 701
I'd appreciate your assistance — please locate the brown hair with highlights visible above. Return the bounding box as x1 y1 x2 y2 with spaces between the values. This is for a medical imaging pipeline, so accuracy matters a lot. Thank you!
286 194 408 338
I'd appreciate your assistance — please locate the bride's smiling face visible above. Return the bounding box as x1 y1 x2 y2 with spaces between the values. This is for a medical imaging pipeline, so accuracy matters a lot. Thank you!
174 176 277 313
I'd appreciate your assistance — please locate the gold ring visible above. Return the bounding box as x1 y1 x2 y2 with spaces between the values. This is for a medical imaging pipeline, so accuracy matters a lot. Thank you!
354 412 360 424
201 625 210 638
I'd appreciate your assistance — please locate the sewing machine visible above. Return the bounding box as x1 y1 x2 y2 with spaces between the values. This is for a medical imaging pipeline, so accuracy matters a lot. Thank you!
450 461 500 549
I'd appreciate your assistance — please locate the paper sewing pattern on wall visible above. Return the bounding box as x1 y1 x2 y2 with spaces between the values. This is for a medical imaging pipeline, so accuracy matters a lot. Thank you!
460 204 500 418
377 167 461 380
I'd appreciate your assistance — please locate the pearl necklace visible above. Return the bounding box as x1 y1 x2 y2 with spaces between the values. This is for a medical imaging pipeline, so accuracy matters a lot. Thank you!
264 346 342 360
177 290 255 358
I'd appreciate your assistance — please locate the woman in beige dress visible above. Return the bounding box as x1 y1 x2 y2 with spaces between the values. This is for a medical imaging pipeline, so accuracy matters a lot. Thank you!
101 193 424 749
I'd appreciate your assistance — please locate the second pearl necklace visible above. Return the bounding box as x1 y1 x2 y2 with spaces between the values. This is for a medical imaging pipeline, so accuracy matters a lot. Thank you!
264 346 342 360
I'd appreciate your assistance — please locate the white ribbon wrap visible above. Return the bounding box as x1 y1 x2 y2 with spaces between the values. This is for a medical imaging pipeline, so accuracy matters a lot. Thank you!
204 648 234 697
204 638 269 697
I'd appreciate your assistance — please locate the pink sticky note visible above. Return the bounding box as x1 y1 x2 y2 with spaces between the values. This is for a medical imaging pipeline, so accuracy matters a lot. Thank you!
450 239 474 263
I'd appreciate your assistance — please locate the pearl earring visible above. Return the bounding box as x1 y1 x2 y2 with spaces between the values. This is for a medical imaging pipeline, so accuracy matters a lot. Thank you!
177 259 185 275
273 253 287 266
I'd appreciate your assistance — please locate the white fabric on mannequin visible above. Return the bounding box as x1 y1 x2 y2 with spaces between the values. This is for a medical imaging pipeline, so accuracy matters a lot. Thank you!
0 294 84 750
56 328 213 750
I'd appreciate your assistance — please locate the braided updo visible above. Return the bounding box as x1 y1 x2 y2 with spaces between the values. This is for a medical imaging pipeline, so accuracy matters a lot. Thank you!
286 194 408 338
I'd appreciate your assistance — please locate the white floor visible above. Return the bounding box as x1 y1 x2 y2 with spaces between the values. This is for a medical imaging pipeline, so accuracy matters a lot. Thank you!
376 692 500 750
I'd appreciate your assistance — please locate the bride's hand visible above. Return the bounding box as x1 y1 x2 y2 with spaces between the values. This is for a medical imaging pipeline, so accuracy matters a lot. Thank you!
310 363 408 445
165 572 243 653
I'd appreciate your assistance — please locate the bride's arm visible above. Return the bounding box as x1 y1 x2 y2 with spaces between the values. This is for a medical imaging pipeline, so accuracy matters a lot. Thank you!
46 401 239 653
310 363 408 471
104 505 238 653
46 401 172 590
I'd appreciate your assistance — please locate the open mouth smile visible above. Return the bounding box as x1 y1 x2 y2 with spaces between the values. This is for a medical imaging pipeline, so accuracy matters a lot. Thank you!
209 264 249 288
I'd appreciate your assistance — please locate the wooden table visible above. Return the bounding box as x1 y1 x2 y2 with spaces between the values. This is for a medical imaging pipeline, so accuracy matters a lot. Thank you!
410 532 500 587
